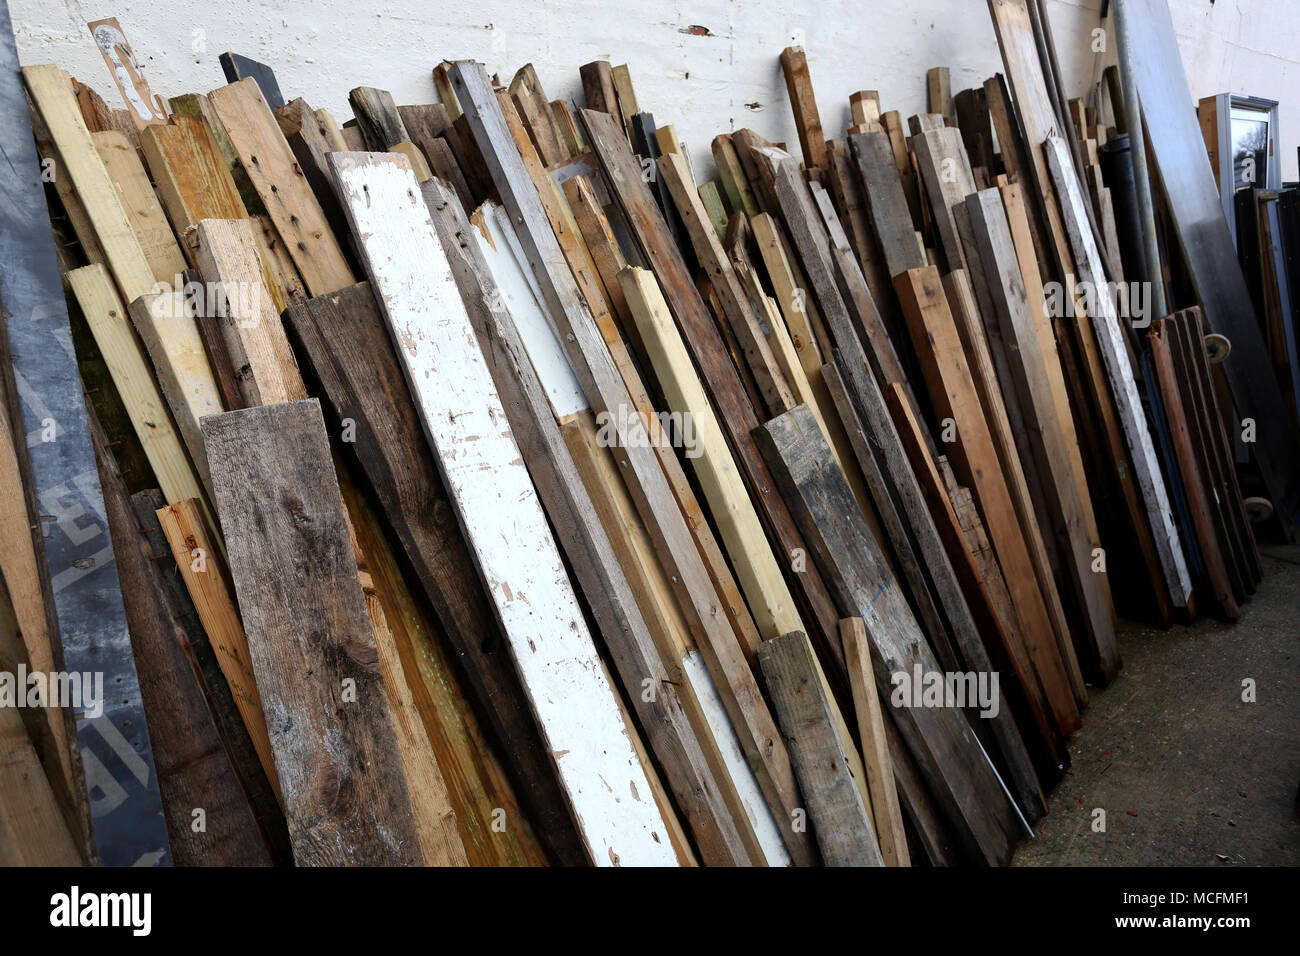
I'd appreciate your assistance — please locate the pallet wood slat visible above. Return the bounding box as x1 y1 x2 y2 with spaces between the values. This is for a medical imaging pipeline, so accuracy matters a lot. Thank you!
840 617 909 866
759 630 883 867
202 400 426 866
209 78 355 296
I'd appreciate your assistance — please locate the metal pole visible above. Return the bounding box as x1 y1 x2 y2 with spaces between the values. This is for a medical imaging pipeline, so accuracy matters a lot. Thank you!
1113 0 1168 320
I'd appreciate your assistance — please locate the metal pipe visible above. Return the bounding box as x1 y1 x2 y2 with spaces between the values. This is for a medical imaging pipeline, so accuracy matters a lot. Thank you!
1113 0 1169 320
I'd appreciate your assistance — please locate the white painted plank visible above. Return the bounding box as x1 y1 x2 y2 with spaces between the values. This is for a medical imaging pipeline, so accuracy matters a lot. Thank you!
329 150 676 866
1044 135 1192 606
471 201 791 867
681 650 791 866
471 204 587 418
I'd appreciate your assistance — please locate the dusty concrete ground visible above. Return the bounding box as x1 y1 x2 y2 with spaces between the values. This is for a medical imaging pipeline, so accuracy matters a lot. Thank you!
1012 545 1299 866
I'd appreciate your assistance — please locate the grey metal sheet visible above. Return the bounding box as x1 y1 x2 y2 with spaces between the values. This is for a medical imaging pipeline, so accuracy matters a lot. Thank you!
0 0 170 864
1123 0 1300 539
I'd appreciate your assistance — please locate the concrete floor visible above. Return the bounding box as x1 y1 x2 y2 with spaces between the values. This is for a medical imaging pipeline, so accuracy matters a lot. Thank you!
1013 545 1300 866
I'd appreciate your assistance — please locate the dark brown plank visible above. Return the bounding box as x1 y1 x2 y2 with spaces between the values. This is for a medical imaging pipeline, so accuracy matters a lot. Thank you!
201 399 424 866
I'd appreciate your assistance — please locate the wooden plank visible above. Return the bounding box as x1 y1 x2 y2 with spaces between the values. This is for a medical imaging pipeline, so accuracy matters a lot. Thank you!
202 400 425 865
575 102 844 680
0 386 77 806
451 65 816 863
276 97 359 259
779 46 828 171
659 152 795 414
139 113 248 258
579 60 618 115
92 422 271 866
168 92 267 217
621 265 803 642
881 110 926 233
751 212 826 372
849 90 881 129
0 582 80 865
336 475 470 867
283 283 585 866
768 158 993 688
65 266 208 514
209 78 355 296
927 67 954 119
329 150 677 865
840 617 909 866
987 0 1074 280
712 134 760 218
884 379 1059 778
218 52 284 109
24 64 156 301
155 498 279 806
894 266 1081 734
349 86 409 150
1149 319 1238 617
86 18 166 129
449 193 764 866
550 100 584 155
315 107 348 150
1124 0 1300 535
850 130 925 278
698 181 730 238
191 218 304 407
759 630 883 867
1045 135 1192 606
610 64 640 142
964 188 1119 680
125 292 221 496
92 129 186 284
1165 309 1253 601
756 405 1020 865
1174 309 1261 587
27 89 106 268
560 409 783 866
432 62 462 121
825 138 894 321
804 177 913 393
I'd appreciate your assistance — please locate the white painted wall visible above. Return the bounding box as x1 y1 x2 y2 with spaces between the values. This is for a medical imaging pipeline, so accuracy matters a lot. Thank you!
11 0 1300 181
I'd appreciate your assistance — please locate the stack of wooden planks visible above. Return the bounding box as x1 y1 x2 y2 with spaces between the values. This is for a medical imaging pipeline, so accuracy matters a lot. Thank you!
0 3 1275 868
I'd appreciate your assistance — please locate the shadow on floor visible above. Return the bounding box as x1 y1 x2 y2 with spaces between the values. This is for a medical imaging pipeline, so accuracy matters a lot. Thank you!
1012 545 1300 866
